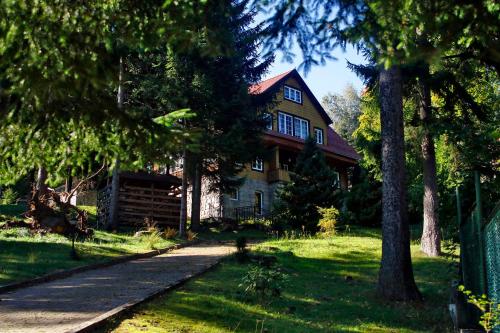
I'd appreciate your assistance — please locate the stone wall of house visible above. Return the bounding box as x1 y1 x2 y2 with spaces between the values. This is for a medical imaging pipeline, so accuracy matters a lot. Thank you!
222 178 283 217
187 176 285 221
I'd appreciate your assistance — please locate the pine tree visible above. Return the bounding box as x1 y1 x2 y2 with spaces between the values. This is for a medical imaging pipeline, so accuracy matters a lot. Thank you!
275 137 338 232
158 1 273 231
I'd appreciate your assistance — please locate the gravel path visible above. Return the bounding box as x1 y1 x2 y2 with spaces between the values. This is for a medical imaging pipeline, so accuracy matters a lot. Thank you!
0 242 235 333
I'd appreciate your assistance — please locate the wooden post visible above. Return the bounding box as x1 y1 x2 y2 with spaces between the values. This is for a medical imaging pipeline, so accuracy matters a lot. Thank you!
179 149 188 237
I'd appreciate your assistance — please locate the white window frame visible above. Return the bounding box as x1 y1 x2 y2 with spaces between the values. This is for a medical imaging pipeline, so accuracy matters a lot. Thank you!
314 128 324 144
254 191 263 215
228 189 239 201
284 85 302 103
333 171 340 186
278 112 293 135
294 117 309 139
251 158 263 172
264 112 273 130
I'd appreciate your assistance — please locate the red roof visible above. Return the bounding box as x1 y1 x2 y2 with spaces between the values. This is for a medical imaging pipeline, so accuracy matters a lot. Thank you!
249 70 294 94
324 127 360 161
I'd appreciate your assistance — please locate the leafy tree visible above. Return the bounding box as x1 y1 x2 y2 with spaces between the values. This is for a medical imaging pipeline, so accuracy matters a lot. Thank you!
255 0 498 301
274 137 338 232
0 1 218 184
322 84 361 143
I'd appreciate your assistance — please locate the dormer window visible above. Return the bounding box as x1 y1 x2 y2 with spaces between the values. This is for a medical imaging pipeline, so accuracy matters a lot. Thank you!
284 85 302 103
314 128 324 144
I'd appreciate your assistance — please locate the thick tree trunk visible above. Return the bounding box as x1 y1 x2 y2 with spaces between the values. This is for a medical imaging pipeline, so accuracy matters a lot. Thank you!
179 149 188 237
37 167 48 195
190 162 202 231
419 73 441 256
107 57 124 231
377 66 422 301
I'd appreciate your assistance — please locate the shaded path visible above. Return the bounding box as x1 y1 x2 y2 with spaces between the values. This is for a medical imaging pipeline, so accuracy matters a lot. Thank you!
0 242 235 333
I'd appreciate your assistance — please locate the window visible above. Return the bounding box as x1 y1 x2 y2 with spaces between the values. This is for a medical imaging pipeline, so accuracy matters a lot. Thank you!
254 191 263 215
333 171 340 187
228 189 239 201
278 113 293 135
294 117 309 139
314 128 324 144
284 86 302 103
251 158 263 172
263 112 273 130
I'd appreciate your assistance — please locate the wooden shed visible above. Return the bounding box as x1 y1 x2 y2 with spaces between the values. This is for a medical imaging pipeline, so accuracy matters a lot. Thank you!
97 171 182 228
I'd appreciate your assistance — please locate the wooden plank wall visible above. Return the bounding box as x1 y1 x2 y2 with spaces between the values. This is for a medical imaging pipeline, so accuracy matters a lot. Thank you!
118 184 181 227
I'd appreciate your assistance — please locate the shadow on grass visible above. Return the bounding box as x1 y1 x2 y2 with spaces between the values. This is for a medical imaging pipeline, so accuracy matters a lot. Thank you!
0 238 128 286
102 239 454 333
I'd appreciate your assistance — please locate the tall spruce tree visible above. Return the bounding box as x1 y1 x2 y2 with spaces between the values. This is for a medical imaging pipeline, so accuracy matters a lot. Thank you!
275 137 338 232
160 0 273 231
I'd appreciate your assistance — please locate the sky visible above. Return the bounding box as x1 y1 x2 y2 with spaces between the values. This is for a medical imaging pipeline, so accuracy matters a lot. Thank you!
263 44 367 101
254 11 367 101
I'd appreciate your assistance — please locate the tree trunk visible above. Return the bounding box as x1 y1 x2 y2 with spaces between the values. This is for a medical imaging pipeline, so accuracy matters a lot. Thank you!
377 66 422 301
64 167 73 193
107 57 124 231
179 149 188 237
107 161 120 230
419 72 441 256
37 167 48 195
190 162 202 231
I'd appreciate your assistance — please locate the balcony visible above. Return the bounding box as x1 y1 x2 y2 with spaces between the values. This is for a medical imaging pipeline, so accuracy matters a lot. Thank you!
267 168 291 183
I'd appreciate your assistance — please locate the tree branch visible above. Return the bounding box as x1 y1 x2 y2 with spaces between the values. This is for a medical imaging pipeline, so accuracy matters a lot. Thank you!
64 164 106 202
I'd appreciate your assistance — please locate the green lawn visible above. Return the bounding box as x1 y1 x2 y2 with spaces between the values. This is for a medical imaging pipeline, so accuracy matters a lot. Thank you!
0 214 182 286
103 228 454 333
0 204 270 286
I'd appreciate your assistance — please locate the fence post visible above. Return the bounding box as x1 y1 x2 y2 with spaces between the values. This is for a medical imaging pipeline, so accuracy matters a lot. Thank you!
474 171 487 295
456 187 462 226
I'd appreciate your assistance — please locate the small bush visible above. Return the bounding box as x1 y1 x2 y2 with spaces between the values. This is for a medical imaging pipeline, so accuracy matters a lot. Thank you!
186 230 197 241
235 236 248 262
142 217 158 232
318 206 339 235
239 264 287 300
164 227 177 239
1 188 18 205
142 230 163 250
459 285 500 333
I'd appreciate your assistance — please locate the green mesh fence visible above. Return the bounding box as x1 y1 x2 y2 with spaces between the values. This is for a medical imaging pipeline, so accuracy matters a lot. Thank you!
460 210 486 296
484 206 499 333
460 203 500 332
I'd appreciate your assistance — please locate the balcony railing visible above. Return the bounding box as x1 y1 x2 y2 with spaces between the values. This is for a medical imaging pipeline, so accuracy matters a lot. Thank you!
267 168 291 183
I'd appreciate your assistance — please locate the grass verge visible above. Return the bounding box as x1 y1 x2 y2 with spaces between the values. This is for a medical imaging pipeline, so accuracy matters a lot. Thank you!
103 228 454 333
0 227 180 286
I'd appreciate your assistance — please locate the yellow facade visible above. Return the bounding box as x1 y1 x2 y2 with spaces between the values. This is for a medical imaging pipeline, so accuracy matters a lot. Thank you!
243 76 330 182
268 77 330 145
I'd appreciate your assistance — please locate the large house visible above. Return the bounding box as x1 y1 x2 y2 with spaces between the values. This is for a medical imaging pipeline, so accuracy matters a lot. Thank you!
181 69 360 220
